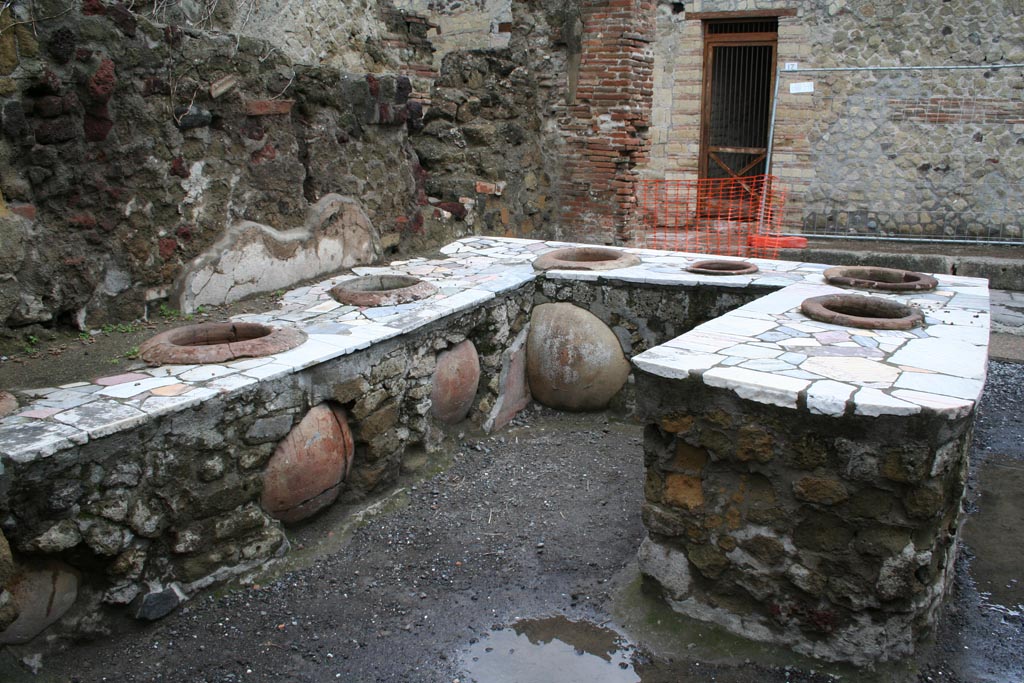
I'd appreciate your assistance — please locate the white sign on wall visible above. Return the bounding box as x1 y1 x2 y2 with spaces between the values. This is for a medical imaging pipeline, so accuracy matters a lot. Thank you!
789 81 815 94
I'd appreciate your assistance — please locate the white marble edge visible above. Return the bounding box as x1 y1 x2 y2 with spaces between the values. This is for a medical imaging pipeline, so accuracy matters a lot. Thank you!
0 236 991 463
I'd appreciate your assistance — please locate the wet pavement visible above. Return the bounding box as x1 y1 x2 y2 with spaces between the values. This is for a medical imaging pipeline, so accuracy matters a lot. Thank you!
963 454 1024 613
461 616 640 683
1 364 1022 682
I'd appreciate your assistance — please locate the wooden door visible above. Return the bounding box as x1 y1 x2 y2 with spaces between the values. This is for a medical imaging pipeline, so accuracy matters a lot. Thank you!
699 20 778 180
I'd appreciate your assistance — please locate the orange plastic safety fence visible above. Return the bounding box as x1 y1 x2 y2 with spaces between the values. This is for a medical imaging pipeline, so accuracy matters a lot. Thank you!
636 175 789 259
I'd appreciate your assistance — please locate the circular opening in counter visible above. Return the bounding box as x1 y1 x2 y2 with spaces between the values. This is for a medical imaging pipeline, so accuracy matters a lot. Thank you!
686 259 759 276
800 294 924 330
329 274 438 307
823 266 938 292
532 247 642 272
139 322 307 365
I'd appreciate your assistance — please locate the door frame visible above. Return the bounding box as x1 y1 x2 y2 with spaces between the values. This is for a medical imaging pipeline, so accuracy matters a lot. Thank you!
698 24 778 180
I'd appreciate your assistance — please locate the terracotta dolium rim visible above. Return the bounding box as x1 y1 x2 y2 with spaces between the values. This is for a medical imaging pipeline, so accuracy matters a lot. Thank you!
139 322 307 365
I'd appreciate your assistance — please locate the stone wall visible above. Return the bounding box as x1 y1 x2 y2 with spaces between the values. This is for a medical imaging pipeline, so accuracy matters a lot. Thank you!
0 1 427 330
0 284 532 642
635 370 974 664
646 0 1024 240
534 277 773 358
412 48 562 240
4 0 1019 332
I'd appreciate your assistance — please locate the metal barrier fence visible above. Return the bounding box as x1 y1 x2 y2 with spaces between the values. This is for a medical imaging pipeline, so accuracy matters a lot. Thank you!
768 64 1024 245
636 174 789 259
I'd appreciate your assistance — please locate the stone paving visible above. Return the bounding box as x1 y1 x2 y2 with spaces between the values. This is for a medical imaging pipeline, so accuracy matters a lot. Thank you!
0 237 990 468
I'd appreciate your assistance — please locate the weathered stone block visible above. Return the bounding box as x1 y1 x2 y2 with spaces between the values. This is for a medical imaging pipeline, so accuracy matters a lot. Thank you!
245 415 294 444
637 536 691 600
669 441 707 472
793 512 854 553
793 476 849 506
685 543 730 579
80 519 133 556
663 473 703 510
0 531 12 585
25 520 81 553
359 402 399 442
659 412 694 434
742 535 786 566
736 426 773 463
134 583 186 621
128 499 167 538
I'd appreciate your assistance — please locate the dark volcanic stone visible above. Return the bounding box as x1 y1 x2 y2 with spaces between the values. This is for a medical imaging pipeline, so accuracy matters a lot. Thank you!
174 105 212 130
134 585 182 621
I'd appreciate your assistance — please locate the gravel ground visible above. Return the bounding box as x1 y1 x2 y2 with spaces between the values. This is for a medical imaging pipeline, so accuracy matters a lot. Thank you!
2 362 1023 683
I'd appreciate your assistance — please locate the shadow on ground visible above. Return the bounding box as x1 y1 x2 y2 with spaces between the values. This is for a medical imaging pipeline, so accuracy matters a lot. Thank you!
1 362 1022 683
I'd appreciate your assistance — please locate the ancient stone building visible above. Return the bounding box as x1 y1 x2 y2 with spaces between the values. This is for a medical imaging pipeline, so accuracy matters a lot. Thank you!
0 0 1020 329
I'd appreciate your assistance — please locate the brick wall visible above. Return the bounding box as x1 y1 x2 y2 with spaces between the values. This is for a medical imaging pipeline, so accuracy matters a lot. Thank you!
556 0 656 245
888 97 1024 125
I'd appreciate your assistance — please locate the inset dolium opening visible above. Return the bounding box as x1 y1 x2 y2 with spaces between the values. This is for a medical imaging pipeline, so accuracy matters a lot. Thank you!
329 274 438 307
533 247 642 271
823 266 938 292
800 294 924 330
139 322 307 365
686 259 759 276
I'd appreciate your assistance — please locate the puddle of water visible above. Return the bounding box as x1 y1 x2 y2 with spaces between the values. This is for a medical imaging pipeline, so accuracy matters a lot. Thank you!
460 616 640 683
963 454 1024 612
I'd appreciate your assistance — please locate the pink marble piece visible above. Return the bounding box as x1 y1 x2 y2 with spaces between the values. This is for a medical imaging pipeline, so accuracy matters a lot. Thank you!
17 407 62 419
813 330 851 344
93 372 151 387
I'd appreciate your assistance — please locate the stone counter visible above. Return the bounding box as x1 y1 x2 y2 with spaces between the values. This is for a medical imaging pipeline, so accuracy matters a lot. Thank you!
0 237 989 661
630 275 987 664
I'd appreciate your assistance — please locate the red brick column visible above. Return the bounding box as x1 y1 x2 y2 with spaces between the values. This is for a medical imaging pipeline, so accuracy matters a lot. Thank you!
558 1 655 244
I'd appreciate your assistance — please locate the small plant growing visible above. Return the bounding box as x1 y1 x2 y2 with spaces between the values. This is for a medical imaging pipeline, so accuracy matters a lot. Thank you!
158 303 180 319
101 322 141 334
124 346 141 360
23 334 40 355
